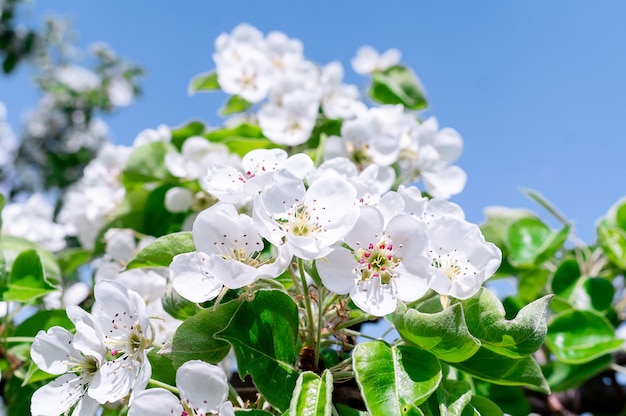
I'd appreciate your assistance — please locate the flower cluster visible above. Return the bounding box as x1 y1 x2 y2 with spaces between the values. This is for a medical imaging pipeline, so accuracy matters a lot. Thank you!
17 22 507 416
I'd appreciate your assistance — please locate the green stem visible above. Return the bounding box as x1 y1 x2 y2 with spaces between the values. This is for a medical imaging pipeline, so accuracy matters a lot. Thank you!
148 378 179 394
298 258 316 346
228 382 245 408
523 188 571 226
4 336 36 343
315 286 325 369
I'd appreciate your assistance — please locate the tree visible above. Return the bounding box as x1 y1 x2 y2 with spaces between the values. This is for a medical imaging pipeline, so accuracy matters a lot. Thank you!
1 18 625 416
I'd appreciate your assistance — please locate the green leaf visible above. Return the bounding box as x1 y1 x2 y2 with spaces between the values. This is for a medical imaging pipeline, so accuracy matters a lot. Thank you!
459 289 551 358
480 208 536 277
451 347 549 393
188 71 220 94
170 299 240 368
147 348 176 386
204 122 273 157
394 301 480 363
545 309 624 364
369 65 427 110
550 258 581 298
161 283 203 320
5 373 36 416
57 248 91 276
335 404 369 416
580 277 614 311
506 218 568 267
126 232 194 270
597 219 626 269
616 199 626 231
534 225 570 264
544 353 612 391
353 341 441 415
468 396 504 416
234 411 274 416
221 95 252 115
288 370 333 416
435 380 473 416
15 309 73 336
3 249 56 302
0 236 61 284
516 269 549 304
122 141 177 187
216 289 300 412
473 382 530 416
171 120 207 149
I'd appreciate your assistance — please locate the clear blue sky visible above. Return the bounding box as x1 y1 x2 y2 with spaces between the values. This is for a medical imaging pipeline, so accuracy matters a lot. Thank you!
2 1 626 243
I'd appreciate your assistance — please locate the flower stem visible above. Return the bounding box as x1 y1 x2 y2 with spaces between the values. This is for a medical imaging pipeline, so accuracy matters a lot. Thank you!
4 336 36 343
315 286 325 369
148 378 179 394
228 382 245 408
298 257 316 346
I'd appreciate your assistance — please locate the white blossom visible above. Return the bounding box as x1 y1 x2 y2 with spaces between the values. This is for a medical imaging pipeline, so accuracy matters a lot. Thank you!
253 170 359 260
129 360 234 416
317 205 431 316
351 45 401 75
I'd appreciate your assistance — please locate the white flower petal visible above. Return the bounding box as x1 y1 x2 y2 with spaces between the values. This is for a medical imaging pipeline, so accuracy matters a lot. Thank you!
31 374 86 416
170 252 223 303
177 360 229 414
128 388 183 416
31 327 78 374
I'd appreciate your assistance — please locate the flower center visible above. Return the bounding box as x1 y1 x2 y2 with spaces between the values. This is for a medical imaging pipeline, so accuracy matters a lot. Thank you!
279 204 322 237
430 249 474 282
355 240 402 284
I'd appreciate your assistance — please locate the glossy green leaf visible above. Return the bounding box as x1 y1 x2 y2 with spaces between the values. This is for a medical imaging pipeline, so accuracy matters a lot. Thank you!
204 122 273 157
597 220 626 269
545 309 624 364
544 353 612 392
0 235 61 283
221 95 252 115
436 380 473 416
216 289 300 412
473 382 530 416
288 370 333 416
369 65 427 110
550 258 580 298
161 282 203 320
171 120 207 149
506 217 566 267
188 70 220 94
579 277 614 311
234 411 274 416
480 208 536 277
14 309 72 336
452 348 549 393
459 288 551 358
122 141 177 187
170 299 240 368
534 225 570 265
3 249 56 302
126 232 194 269
394 301 480 363
147 348 176 386
57 248 91 276
516 269 549 304
354 341 441 415
467 396 504 416
616 199 626 231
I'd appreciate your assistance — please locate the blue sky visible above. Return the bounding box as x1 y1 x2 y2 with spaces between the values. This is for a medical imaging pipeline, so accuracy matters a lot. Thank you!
2 1 626 243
